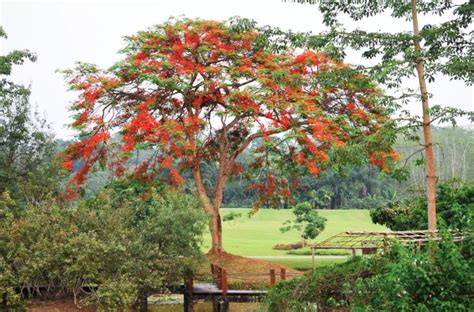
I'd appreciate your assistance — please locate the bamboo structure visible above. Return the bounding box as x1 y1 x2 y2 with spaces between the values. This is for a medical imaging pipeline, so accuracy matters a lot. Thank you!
308 230 467 269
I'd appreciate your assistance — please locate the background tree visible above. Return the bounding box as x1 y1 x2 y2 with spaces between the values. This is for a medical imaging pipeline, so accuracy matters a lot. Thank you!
280 201 327 246
285 0 474 231
62 18 399 252
0 27 58 206
371 180 473 231
397 127 474 188
76 128 474 211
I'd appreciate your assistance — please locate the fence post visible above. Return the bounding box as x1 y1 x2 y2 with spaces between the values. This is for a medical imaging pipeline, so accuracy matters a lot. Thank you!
311 247 316 271
270 269 276 287
280 268 286 281
218 297 229 312
221 269 228 297
212 295 218 312
184 292 188 312
184 270 194 312
137 290 148 312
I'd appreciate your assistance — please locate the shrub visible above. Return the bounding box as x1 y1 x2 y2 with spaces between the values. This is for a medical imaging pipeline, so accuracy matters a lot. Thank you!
265 256 389 311
354 233 474 311
0 258 25 311
371 181 474 231
266 233 473 311
0 187 207 310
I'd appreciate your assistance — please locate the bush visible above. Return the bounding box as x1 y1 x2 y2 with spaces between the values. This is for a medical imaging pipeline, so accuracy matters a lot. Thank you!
371 181 474 231
0 258 25 311
265 233 473 311
0 187 207 310
265 256 389 311
354 233 474 311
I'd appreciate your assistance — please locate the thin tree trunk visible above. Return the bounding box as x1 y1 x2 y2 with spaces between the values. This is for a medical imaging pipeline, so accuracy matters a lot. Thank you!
462 140 469 181
411 0 437 231
451 142 456 180
211 209 223 252
211 161 228 253
192 165 224 252
435 141 441 182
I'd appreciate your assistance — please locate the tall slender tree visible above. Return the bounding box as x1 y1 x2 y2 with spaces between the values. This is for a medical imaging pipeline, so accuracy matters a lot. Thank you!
286 0 474 231
410 0 436 230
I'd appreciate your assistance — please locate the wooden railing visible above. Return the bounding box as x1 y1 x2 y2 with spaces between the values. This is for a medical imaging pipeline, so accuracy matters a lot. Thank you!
211 263 303 295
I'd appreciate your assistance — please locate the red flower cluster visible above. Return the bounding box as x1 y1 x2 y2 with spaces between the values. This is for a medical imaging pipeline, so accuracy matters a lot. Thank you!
61 18 398 203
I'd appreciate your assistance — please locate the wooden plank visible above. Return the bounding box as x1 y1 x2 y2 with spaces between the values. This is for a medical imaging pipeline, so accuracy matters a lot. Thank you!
191 283 267 295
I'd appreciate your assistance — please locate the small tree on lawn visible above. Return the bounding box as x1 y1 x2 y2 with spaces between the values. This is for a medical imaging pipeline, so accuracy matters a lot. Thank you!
280 202 327 246
62 18 399 252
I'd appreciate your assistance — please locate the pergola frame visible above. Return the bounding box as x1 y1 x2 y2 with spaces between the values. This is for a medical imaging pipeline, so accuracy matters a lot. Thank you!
308 230 467 269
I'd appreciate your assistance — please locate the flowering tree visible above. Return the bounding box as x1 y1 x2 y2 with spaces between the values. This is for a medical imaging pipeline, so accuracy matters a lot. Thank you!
62 18 399 252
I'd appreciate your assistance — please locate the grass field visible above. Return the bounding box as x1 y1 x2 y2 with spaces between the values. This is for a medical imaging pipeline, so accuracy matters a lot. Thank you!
202 208 386 256
268 258 347 271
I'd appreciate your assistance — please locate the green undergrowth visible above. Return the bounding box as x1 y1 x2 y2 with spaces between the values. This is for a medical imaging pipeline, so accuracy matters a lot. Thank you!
265 233 474 311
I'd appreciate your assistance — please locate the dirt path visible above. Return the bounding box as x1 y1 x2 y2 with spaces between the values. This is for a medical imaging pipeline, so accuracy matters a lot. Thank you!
28 298 97 312
247 255 348 259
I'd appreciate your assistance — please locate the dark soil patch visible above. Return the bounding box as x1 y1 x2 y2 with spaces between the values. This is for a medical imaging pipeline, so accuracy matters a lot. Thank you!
28 298 97 312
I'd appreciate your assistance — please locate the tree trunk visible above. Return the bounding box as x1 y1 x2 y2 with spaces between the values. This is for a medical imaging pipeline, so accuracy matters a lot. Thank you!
192 165 225 252
211 169 228 253
211 211 223 252
411 0 437 231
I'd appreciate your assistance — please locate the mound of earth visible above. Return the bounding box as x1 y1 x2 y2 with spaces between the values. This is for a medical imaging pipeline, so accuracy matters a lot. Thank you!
205 250 304 288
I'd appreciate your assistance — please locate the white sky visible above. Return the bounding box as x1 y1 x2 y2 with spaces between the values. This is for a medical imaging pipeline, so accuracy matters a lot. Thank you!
1 0 473 138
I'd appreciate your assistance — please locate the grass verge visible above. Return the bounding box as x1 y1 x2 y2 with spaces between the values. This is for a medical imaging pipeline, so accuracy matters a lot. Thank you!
266 257 347 271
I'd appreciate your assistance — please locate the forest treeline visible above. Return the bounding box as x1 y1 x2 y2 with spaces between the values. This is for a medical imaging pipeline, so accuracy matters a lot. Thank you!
64 127 473 210
216 127 474 209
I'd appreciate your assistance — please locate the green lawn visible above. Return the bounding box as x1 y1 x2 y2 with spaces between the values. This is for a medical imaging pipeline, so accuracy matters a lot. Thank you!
267 258 347 271
202 208 386 256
